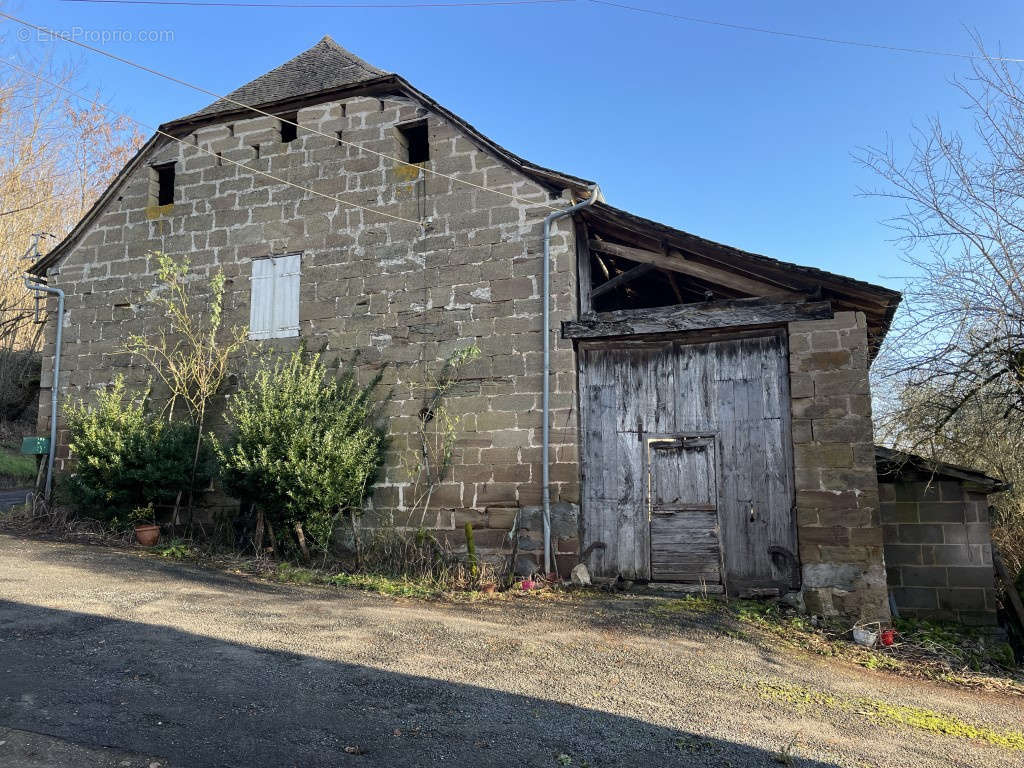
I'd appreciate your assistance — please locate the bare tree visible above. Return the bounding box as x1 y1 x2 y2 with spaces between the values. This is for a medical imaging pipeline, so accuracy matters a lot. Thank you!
0 52 142 422
123 253 248 525
858 39 1024 571
860 41 1024 444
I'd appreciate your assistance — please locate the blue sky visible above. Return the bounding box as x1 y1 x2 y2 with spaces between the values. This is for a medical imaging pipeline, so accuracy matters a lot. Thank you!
3 0 1023 293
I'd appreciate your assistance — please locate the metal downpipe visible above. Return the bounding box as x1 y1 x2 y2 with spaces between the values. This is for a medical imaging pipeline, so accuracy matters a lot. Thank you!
23 276 65 499
542 185 600 575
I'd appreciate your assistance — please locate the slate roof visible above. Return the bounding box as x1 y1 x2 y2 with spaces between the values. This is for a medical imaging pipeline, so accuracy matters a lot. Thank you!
185 36 388 119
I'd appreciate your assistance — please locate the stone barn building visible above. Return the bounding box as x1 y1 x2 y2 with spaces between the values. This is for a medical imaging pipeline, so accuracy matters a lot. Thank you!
29 37 964 623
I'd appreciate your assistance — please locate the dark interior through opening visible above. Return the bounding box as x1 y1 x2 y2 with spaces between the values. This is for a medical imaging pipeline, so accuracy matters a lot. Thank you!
398 120 429 164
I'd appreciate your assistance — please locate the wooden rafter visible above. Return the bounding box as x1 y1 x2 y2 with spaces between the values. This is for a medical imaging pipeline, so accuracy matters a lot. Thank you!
666 272 684 303
589 237 802 300
591 263 655 299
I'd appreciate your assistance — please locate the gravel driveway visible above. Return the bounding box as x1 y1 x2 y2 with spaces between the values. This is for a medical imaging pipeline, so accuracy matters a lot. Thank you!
0 534 1021 767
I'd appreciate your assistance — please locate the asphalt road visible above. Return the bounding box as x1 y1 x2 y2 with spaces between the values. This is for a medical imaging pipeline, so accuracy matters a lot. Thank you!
0 534 1021 767
0 489 31 511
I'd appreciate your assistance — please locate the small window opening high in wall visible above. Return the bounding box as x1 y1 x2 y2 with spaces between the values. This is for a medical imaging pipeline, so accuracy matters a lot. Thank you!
152 162 175 206
396 120 429 163
280 112 298 143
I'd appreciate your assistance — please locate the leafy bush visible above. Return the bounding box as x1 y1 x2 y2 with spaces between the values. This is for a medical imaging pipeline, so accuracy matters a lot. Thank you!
216 350 385 556
63 377 215 529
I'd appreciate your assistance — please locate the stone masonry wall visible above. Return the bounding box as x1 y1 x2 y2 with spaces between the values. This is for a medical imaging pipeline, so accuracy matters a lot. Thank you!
880 480 996 625
788 311 889 622
38 93 582 540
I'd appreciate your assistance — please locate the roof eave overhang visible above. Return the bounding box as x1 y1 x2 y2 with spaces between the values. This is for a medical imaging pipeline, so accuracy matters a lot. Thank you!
579 202 902 356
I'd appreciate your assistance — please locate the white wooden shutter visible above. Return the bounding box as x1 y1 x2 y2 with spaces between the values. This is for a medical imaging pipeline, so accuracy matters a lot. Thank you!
249 257 275 339
272 253 300 338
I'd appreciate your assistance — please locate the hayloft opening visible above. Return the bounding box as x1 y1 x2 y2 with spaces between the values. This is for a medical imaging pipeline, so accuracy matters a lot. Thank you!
153 162 175 206
397 120 429 164
280 112 298 143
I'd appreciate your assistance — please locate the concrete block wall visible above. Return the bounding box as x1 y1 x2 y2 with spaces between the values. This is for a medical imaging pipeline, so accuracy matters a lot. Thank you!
880 480 996 625
38 92 582 535
788 311 889 622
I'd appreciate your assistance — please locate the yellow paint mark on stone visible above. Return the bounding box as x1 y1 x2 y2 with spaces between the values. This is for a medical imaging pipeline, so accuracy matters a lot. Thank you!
145 204 174 220
393 163 422 182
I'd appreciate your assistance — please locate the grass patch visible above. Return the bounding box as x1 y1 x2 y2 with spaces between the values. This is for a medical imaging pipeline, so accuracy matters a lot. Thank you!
326 571 442 599
758 681 1024 751
271 561 444 599
648 595 719 618
0 448 36 488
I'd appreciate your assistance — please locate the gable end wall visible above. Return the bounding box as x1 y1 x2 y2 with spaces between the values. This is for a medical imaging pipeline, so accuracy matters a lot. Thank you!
37 93 582 531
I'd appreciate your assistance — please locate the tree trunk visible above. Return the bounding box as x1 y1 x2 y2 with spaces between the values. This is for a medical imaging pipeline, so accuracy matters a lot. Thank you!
294 522 310 563
253 507 265 556
265 516 277 558
350 509 362 571
185 405 205 528
171 490 183 528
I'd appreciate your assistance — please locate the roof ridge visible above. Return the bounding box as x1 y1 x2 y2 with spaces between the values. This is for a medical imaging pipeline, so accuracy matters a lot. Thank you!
184 36 389 120
313 34 386 77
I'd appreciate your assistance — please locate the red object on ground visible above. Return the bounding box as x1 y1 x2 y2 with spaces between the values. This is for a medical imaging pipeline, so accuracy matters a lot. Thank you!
880 629 896 646
521 580 535 591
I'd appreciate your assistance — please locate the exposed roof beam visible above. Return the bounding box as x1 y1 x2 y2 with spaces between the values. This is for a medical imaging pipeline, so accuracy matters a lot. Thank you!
562 297 833 339
590 263 655 299
589 237 801 299
666 272 684 303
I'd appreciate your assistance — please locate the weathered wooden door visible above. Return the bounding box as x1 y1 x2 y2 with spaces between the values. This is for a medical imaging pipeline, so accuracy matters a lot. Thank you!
648 437 721 584
579 330 797 593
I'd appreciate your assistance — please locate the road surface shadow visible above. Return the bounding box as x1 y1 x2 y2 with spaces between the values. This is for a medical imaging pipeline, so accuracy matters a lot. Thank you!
0 599 839 768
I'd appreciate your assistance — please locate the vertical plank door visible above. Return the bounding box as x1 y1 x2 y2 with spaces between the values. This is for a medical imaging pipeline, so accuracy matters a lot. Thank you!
648 437 722 584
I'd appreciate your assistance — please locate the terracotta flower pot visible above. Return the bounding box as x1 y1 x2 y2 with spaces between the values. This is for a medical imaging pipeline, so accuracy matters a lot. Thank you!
134 524 160 547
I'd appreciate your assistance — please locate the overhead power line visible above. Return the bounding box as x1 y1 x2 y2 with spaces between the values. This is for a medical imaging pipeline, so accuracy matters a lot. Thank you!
587 0 1024 63
0 9 569 212
0 198 58 218
0 58 421 226
60 0 570 7
54 0 1024 63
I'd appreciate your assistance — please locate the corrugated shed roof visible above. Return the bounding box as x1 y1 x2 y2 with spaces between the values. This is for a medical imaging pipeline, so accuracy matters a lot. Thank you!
185 36 388 119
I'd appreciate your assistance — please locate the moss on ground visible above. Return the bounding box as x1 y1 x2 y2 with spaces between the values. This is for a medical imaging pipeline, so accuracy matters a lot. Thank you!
758 681 1024 751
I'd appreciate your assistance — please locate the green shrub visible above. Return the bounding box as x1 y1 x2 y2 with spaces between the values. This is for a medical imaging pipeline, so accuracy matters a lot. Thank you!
63 377 215 529
216 350 385 556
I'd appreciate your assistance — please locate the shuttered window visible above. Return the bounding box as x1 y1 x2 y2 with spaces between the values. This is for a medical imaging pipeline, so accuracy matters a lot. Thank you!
249 253 301 339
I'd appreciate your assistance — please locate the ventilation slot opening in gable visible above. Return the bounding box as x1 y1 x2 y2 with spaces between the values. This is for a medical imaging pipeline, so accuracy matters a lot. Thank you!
152 162 175 206
280 112 298 143
397 120 429 164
